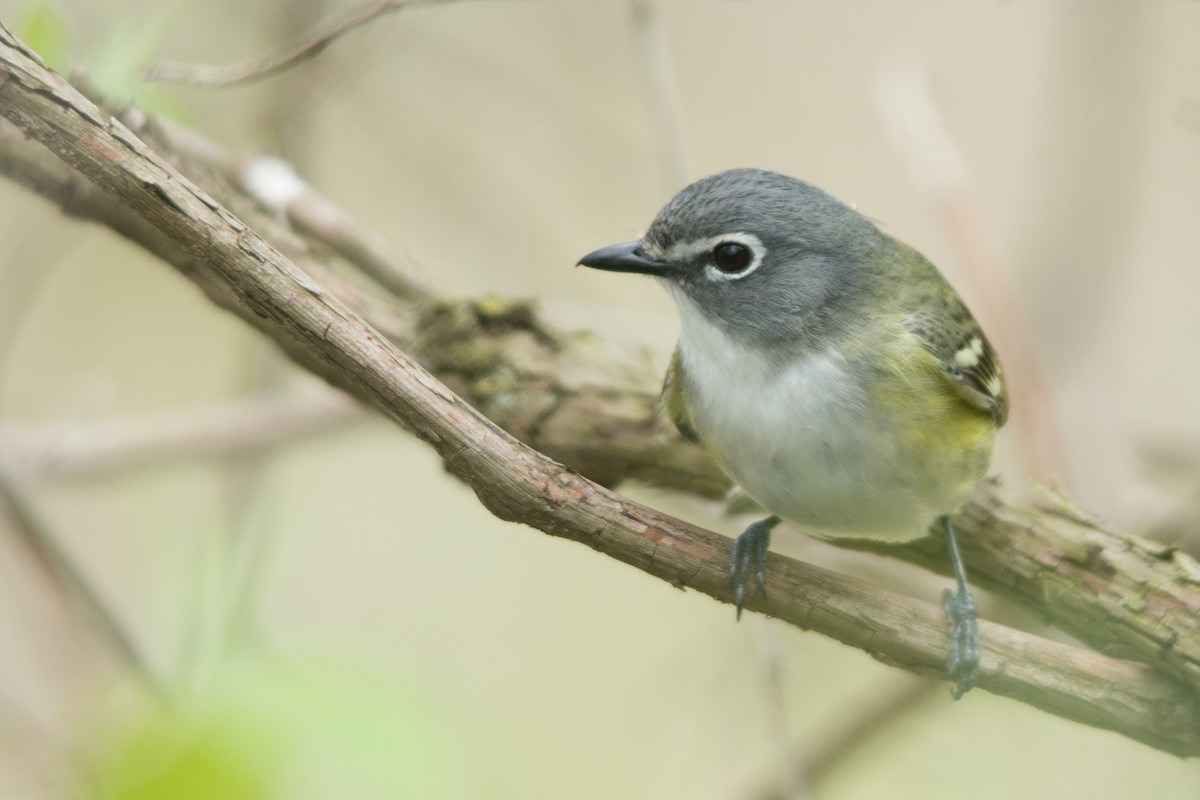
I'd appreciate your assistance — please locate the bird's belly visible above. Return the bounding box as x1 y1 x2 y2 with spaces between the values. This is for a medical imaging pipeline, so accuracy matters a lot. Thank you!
714 419 935 541
686 349 987 541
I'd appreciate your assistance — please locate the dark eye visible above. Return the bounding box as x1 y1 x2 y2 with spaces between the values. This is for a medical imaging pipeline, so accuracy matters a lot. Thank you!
712 241 752 273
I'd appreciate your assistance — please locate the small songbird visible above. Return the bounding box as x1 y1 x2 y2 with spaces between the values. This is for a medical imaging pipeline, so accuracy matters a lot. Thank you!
578 168 1007 697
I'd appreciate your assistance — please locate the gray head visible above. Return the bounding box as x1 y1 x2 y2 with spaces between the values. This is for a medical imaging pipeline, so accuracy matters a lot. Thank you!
579 168 884 346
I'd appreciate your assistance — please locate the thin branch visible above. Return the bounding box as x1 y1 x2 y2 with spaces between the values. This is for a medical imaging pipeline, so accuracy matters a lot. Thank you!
144 0 449 86
0 462 163 696
84 91 432 301
631 0 693 188
1 388 361 480
749 674 939 800
124 110 432 300
2 25 1198 755
241 154 432 299
752 621 800 799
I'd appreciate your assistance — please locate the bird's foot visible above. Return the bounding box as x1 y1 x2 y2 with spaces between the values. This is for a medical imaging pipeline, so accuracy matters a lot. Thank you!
943 586 979 699
729 516 779 619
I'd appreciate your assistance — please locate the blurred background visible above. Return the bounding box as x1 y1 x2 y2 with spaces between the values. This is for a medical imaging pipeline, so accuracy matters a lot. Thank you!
2 0 1199 797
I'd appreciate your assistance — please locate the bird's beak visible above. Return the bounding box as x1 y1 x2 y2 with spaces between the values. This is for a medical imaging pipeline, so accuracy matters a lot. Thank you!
577 240 675 277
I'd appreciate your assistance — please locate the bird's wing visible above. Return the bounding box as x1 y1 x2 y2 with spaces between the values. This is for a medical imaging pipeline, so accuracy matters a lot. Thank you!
662 346 701 443
906 305 1008 427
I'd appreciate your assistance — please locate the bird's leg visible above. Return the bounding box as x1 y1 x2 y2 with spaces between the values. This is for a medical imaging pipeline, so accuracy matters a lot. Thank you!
940 515 979 698
729 515 781 619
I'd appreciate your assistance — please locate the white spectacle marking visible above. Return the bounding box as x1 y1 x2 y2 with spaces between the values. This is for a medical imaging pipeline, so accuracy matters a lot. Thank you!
661 232 766 281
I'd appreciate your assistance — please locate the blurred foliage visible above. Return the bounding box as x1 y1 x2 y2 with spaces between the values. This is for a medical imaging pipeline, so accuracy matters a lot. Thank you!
16 1 68 69
15 0 187 118
86 655 465 799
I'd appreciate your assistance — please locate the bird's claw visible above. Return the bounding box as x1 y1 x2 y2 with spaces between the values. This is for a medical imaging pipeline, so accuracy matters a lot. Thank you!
943 586 979 699
729 518 775 619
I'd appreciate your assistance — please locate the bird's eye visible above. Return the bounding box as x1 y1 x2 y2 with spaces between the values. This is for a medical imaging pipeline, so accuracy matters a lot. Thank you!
712 241 752 273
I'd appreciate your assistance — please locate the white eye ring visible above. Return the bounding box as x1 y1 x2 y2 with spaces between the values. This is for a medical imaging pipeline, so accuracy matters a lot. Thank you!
661 231 767 281
702 232 765 281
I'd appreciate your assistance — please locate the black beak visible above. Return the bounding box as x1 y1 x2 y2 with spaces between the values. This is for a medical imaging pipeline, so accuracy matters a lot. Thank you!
577 240 675 277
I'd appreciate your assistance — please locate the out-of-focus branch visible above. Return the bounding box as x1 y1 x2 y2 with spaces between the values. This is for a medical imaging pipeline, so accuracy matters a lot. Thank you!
133 111 432 301
750 674 939 800
2 26 1200 755
0 389 361 480
143 0 451 87
630 0 693 188
0 463 162 696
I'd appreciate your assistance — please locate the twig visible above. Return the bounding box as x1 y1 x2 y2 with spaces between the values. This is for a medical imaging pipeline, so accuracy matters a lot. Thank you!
753 621 803 800
2 25 1198 755
240 154 432 300
630 0 693 188
144 0 449 86
1 388 362 480
95 104 431 301
749 675 938 800
0 462 163 696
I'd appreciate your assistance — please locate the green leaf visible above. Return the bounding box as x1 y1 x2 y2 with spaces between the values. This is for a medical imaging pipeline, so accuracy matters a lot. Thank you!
17 1 69 70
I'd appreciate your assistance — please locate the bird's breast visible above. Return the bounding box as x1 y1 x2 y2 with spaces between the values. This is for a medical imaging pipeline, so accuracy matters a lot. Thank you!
676 323 988 541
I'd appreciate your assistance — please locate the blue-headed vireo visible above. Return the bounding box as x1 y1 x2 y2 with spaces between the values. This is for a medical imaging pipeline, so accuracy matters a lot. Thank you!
578 168 1007 697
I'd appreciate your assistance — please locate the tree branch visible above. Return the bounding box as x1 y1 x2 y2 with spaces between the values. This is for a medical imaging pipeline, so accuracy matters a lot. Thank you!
0 109 730 499
10 74 1200 702
143 0 451 87
0 388 361 480
2 24 1199 755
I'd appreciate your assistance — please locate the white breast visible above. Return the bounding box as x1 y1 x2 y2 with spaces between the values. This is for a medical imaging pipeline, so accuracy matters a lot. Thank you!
674 296 952 541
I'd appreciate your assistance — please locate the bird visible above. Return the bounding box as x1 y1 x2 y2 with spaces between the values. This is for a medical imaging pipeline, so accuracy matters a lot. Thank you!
577 168 1007 697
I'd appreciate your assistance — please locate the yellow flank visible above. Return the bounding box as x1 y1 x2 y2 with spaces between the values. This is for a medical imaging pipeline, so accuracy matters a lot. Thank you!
662 347 700 444
873 330 996 467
